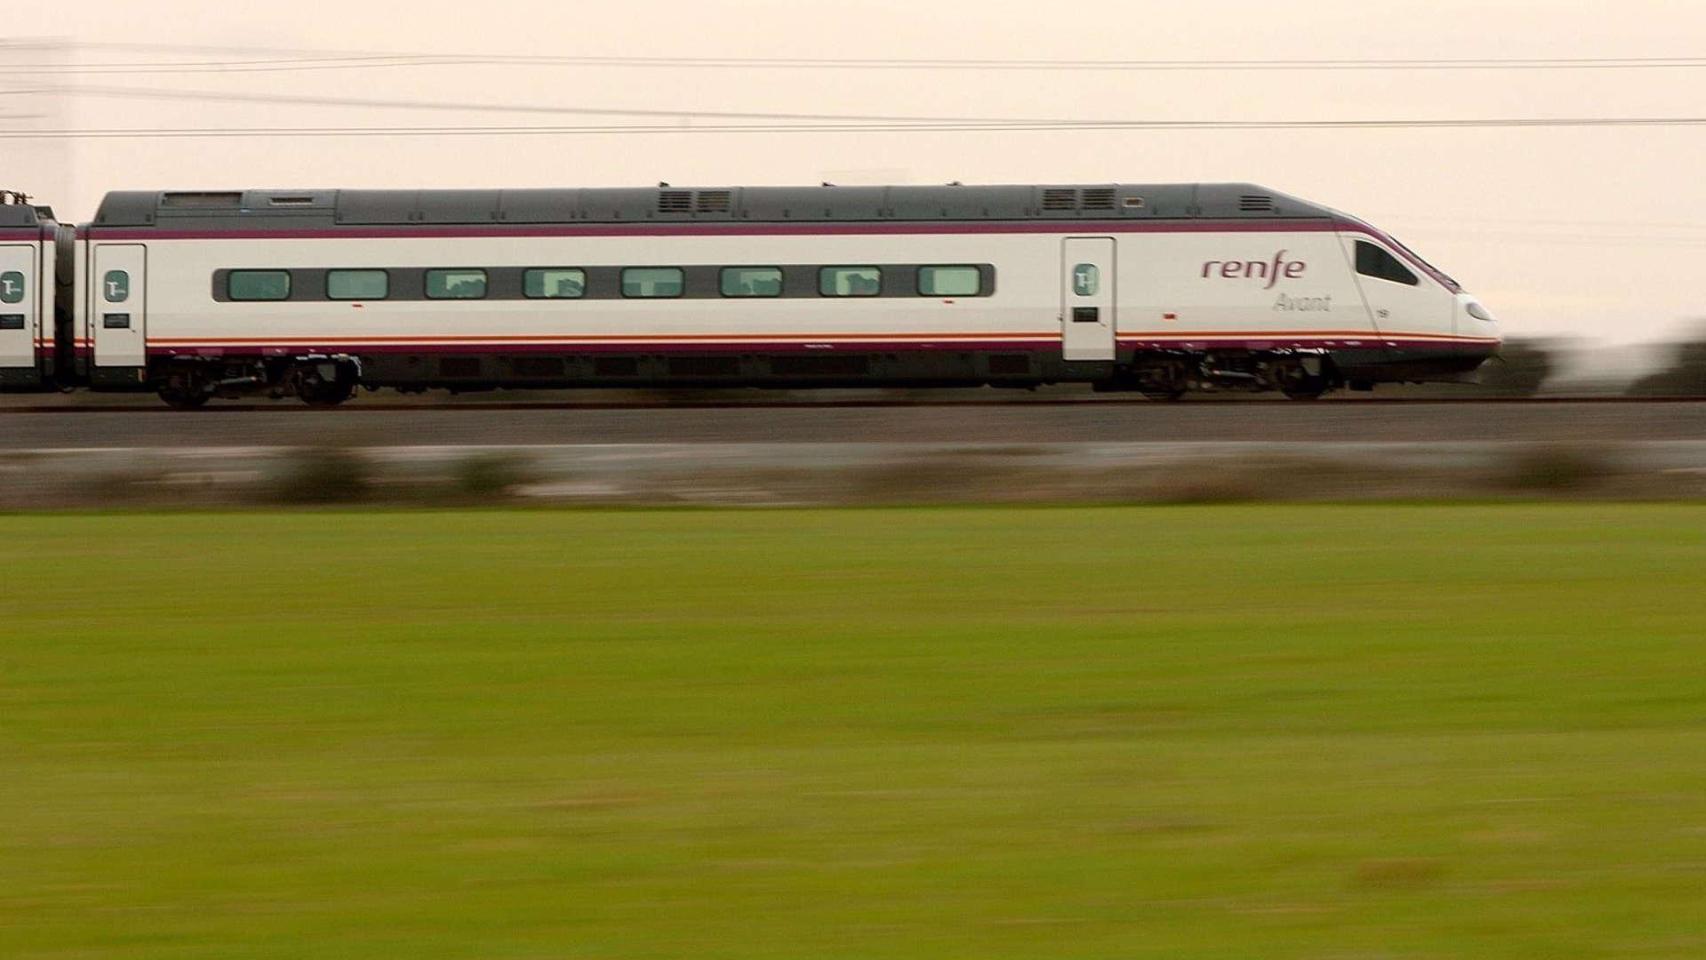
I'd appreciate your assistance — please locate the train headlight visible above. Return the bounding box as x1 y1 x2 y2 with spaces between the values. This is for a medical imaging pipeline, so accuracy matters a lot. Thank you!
1466 302 1496 323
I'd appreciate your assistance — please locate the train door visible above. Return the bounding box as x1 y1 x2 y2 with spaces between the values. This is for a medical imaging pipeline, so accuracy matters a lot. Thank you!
1062 237 1115 362
0 242 36 371
91 244 146 370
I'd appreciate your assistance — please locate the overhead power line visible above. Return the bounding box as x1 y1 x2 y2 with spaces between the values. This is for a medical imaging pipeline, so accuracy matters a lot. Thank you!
1378 213 1706 233
33 87 1706 133
57 84 1085 125
5 51 1706 76
6 117 1706 140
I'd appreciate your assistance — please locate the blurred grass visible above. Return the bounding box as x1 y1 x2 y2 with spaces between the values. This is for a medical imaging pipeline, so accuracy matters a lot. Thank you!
2 505 1705 959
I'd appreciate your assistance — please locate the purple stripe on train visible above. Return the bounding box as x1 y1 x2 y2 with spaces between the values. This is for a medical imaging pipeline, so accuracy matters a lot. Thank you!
143 337 1496 357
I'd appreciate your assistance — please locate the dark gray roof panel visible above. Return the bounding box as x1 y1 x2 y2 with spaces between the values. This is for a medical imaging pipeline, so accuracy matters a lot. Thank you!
579 187 666 222
0 205 43 227
1124 184 1198 219
1196 183 1313 219
417 190 502 224
92 192 160 226
497 189 583 223
90 183 1336 231
741 186 888 221
337 191 419 225
889 185 1033 220
247 190 336 212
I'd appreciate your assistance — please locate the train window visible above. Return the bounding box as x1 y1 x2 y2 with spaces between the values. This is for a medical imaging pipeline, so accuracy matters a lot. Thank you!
918 266 981 297
819 266 882 297
426 269 488 300
0 271 22 304
621 267 685 299
326 269 389 301
103 270 130 303
1071 264 1099 297
1355 241 1419 286
720 267 783 298
227 270 290 302
524 268 586 299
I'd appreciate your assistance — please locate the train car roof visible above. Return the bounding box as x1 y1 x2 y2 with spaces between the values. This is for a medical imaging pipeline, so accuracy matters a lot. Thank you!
0 204 47 227
88 183 1336 230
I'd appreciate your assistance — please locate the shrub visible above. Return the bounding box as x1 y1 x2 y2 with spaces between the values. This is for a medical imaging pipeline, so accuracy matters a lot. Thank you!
1493 444 1618 492
451 453 537 500
271 448 371 504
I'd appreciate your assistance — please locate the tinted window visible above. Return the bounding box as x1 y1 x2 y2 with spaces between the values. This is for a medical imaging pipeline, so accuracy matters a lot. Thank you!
918 266 981 297
721 267 783 298
103 270 130 303
1355 241 1419 286
1071 263 1100 297
524 269 586 299
228 270 290 301
0 271 23 304
426 269 488 300
820 266 882 297
326 269 389 300
622 267 685 299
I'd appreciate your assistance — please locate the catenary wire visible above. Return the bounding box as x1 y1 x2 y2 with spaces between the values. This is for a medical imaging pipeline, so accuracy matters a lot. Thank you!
6 52 1706 75
5 117 1706 139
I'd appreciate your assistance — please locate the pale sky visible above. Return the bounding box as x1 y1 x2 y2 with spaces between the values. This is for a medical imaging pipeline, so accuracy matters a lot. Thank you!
6 0 1705 344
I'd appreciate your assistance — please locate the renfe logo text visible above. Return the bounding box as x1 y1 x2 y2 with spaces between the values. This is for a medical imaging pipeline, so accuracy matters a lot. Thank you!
1201 251 1307 290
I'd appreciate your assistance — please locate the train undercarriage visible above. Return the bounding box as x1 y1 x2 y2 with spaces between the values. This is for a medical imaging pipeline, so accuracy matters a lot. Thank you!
138 347 1366 407
1101 349 1344 401
152 356 363 409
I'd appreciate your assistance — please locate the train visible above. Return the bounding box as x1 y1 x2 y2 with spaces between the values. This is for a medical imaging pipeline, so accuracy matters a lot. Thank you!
0 182 1501 407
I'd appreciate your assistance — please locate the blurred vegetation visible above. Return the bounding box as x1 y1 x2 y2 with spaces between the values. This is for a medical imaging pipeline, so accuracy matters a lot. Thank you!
1492 443 1621 492
450 452 539 499
1380 336 1556 398
5 506 1706 959
1470 336 1555 396
1627 328 1706 397
270 447 373 504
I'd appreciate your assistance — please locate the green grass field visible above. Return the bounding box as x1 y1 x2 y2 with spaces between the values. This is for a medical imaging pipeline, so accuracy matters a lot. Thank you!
4 506 1705 959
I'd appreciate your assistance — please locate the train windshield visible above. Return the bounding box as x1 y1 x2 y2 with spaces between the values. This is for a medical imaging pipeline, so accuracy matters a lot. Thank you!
1386 234 1461 292
1339 212 1462 292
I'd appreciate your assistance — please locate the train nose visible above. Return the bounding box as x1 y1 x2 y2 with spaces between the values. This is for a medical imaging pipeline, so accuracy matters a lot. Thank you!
1459 294 1502 344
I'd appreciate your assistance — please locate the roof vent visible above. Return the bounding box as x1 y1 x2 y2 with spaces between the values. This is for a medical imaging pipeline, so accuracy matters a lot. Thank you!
1239 194 1277 213
1081 188 1117 210
695 190 732 214
268 196 317 207
657 190 693 213
1041 188 1078 212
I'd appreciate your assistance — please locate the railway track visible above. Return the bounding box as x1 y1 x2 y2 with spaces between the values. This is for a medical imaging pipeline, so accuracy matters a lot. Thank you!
4 397 1704 449
3 396 1703 414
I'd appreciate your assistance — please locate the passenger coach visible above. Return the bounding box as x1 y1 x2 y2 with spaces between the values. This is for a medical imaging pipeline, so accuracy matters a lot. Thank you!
0 191 63 390
61 183 1501 406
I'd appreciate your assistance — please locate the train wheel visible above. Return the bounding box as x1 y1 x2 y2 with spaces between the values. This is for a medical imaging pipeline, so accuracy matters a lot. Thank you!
157 370 211 409
1274 361 1331 401
1142 388 1186 402
299 378 355 407
296 362 358 407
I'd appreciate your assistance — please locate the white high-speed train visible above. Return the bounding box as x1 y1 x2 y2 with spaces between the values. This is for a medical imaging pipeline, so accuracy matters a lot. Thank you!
1 182 1500 406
